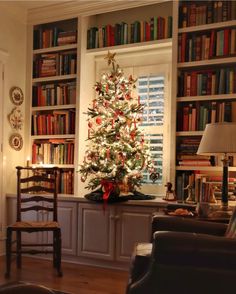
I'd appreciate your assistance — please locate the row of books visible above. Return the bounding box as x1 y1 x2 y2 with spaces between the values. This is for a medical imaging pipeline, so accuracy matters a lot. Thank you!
178 29 236 63
33 26 77 49
176 171 236 203
177 137 201 156
177 101 236 132
59 169 74 194
178 68 236 97
32 139 74 165
87 16 172 49
177 154 213 167
32 82 76 107
179 1 236 28
31 110 76 136
176 171 195 202
33 51 77 78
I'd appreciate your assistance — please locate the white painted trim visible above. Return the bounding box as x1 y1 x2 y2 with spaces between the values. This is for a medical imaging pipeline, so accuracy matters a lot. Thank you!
27 0 169 24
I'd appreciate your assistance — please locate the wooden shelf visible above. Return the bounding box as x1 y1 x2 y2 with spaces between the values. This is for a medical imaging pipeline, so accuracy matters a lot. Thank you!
178 56 236 69
32 104 76 111
176 166 236 172
178 20 236 33
86 39 172 56
176 131 204 136
177 94 236 102
31 134 75 140
33 43 77 54
32 74 77 83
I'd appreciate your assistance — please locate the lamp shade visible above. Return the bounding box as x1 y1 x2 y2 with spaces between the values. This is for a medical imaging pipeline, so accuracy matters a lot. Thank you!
197 123 236 155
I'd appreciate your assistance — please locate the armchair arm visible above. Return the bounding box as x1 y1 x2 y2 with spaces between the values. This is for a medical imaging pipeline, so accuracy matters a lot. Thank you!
153 231 236 270
151 215 227 240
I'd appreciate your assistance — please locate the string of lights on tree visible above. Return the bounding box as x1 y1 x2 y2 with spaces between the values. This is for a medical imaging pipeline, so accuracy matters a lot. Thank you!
79 51 157 200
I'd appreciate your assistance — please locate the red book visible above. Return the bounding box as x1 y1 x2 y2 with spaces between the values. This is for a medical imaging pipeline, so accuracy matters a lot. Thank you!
206 71 213 95
47 114 52 135
183 106 189 131
181 33 187 62
145 22 151 41
209 30 216 58
190 71 197 96
223 28 230 56
106 24 111 47
188 3 196 27
37 85 42 106
110 25 115 46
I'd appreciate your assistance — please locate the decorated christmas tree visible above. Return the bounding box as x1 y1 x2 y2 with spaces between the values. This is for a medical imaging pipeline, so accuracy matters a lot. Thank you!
79 52 157 201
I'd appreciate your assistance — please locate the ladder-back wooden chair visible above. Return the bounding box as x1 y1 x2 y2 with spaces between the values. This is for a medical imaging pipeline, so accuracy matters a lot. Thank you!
5 166 62 278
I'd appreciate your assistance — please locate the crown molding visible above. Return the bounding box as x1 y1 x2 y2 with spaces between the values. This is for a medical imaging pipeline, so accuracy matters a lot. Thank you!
27 0 168 24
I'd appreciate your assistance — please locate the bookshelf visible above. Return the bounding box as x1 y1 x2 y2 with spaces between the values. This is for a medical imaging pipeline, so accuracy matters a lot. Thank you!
175 0 236 202
86 2 172 50
30 17 78 195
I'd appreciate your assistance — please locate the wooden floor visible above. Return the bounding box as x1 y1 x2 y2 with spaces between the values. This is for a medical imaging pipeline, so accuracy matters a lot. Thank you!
0 256 129 294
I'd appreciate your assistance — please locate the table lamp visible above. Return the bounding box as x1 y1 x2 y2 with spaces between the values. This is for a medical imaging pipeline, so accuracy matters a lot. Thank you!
197 122 236 217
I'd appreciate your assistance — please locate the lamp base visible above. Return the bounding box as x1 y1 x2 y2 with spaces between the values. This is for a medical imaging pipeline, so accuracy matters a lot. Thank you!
208 204 232 219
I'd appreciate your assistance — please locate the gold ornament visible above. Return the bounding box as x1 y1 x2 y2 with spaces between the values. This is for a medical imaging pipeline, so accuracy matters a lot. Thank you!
81 176 86 182
104 51 116 65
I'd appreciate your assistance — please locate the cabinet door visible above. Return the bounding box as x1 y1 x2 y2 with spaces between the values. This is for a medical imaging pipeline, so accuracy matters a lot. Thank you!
58 201 77 255
45 201 77 255
77 203 115 260
115 205 155 262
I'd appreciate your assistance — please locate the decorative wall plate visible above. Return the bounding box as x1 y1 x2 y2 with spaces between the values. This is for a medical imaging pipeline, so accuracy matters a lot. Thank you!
9 133 23 151
8 107 23 130
9 86 24 106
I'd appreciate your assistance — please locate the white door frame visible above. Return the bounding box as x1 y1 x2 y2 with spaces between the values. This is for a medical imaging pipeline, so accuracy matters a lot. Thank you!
0 49 9 242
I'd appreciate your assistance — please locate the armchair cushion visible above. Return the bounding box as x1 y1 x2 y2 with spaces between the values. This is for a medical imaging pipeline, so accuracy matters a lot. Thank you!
153 231 236 270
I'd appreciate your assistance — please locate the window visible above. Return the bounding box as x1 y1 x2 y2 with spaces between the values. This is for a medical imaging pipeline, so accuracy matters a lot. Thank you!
132 65 170 196
138 74 165 185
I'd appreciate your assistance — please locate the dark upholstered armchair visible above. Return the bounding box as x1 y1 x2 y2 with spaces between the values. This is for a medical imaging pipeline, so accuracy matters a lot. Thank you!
126 213 236 294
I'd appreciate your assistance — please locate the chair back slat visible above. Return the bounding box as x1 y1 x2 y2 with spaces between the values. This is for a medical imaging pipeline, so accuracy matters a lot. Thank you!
21 186 54 194
20 175 55 183
21 205 54 213
21 196 54 203
16 166 59 222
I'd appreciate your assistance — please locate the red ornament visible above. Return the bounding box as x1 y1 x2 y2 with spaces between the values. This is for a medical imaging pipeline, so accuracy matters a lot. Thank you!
96 117 102 125
130 130 136 141
104 101 109 108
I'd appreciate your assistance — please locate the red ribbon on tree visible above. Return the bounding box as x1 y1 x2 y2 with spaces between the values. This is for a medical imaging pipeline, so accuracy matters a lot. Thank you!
101 180 115 200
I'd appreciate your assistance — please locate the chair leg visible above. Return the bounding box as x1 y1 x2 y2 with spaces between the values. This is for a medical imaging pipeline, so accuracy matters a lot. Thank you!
53 231 57 268
5 228 12 278
55 229 63 277
16 231 22 268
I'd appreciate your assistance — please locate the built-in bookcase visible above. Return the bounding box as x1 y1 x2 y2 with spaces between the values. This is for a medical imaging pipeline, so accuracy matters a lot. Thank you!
31 18 78 195
85 1 173 50
175 0 236 202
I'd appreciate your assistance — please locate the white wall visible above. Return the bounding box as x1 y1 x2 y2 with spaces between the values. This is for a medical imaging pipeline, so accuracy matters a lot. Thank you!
0 3 27 253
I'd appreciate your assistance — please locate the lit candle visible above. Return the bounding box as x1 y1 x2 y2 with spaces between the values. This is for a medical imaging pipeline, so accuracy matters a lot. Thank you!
26 156 30 167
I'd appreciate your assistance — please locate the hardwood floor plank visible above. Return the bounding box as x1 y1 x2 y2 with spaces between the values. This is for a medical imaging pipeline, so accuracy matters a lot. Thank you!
0 257 129 294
